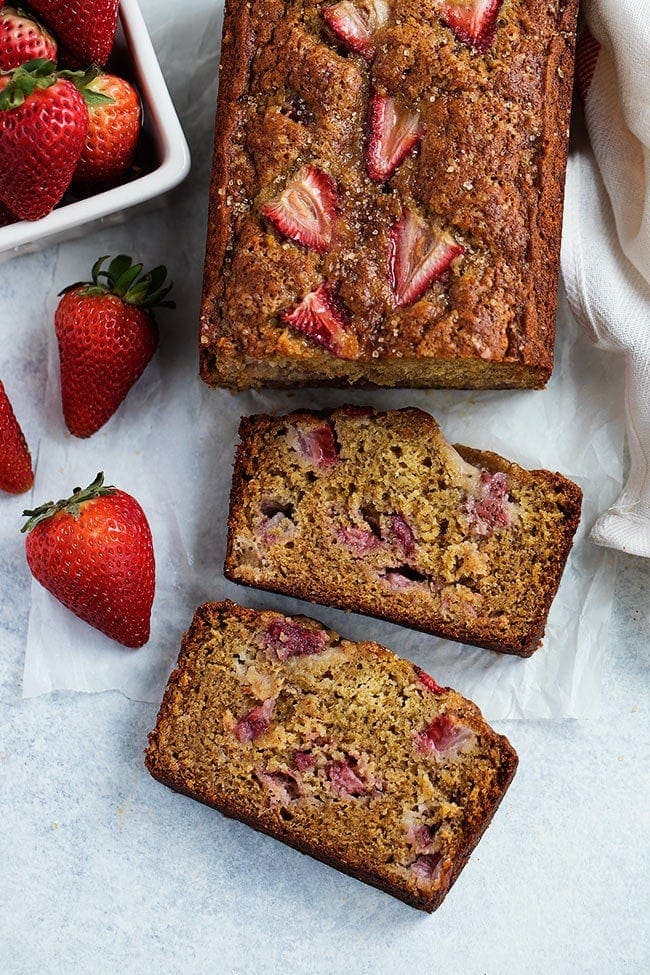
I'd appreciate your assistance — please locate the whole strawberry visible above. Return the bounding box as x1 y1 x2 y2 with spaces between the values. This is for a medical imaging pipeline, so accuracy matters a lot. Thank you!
27 0 119 66
0 379 33 494
74 72 141 188
56 255 174 437
22 472 155 648
0 59 93 221
0 5 57 70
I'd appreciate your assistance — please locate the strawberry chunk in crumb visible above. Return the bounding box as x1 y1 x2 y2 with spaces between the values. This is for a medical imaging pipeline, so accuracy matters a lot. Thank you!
289 421 339 469
415 713 473 757
327 756 381 797
433 0 504 53
389 208 463 307
293 750 316 771
261 164 338 253
328 760 367 796
232 697 276 743
255 767 303 804
281 283 358 359
322 0 390 60
336 526 381 555
366 93 424 183
382 568 428 591
410 852 443 886
403 811 441 852
386 513 416 556
264 618 328 661
464 470 513 535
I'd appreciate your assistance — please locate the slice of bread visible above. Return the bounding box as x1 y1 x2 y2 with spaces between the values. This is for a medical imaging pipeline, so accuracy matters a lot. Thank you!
146 600 518 912
225 407 582 656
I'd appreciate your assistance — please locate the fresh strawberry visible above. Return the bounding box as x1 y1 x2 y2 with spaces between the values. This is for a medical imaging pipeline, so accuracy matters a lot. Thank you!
388 208 463 307
366 93 423 183
21 472 155 648
433 0 504 53
0 5 56 70
261 164 338 254
0 199 17 226
55 255 173 438
0 379 33 494
74 72 141 188
28 0 119 66
281 282 358 358
322 0 389 60
0 59 103 221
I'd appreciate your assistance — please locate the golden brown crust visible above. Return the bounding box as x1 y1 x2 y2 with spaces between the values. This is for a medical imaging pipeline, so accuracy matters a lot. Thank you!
146 600 518 912
224 407 583 656
199 0 579 390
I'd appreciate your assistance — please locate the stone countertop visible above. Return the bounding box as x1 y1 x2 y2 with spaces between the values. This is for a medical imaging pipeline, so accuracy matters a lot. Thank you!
2 548 647 975
1 1 648 971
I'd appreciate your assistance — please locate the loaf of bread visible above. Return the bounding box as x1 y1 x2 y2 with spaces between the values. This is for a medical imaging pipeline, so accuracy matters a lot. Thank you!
199 0 578 390
146 600 518 911
225 407 582 656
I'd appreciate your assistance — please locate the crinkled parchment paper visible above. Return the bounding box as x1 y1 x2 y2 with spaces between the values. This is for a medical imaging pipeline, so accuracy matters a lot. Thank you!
19 0 624 717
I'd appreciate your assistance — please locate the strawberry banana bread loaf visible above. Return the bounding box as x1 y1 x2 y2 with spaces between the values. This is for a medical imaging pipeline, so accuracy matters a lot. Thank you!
225 407 582 656
146 601 518 911
200 0 578 390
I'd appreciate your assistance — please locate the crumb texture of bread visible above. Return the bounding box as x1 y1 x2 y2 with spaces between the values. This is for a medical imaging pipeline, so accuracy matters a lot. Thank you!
224 407 582 656
200 0 578 390
146 600 518 911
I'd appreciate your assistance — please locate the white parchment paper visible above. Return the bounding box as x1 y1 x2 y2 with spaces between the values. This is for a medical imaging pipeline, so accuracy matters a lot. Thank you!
19 0 625 717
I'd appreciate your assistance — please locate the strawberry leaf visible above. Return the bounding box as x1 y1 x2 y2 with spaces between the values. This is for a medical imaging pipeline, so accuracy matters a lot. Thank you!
60 65 115 107
113 262 144 297
21 472 116 533
91 255 111 281
0 57 57 110
62 255 175 310
105 254 132 283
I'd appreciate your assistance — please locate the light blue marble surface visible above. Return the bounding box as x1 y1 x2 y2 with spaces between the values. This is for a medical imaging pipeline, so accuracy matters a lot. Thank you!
1 1 648 971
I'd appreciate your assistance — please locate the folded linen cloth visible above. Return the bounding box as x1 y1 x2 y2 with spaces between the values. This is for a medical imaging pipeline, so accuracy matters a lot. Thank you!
561 1 650 558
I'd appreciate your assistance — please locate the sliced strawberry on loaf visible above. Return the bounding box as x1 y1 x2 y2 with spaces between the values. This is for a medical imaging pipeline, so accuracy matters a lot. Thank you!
224 407 582 657
146 600 518 912
322 0 390 60
366 93 424 183
261 164 338 254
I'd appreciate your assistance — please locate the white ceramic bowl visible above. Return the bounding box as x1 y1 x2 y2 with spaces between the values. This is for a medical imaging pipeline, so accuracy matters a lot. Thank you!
0 0 191 263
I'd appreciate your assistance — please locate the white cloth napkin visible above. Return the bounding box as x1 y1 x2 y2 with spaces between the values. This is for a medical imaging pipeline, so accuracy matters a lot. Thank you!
561 0 650 558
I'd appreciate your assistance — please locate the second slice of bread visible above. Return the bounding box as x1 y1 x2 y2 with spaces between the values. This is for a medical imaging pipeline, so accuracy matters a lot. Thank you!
224 407 582 656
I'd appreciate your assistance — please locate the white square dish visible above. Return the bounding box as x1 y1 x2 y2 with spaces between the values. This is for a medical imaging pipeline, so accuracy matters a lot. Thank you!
0 0 190 263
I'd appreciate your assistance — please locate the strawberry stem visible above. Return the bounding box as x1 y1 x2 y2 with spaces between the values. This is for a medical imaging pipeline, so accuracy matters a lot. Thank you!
21 472 116 533
62 66 115 108
59 255 175 309
0 58 57 110
0 59 114 111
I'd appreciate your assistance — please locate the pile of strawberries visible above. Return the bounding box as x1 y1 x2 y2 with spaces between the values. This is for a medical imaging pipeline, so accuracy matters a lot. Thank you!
0 1 142 222
0 6 158 650
1 251 173 647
